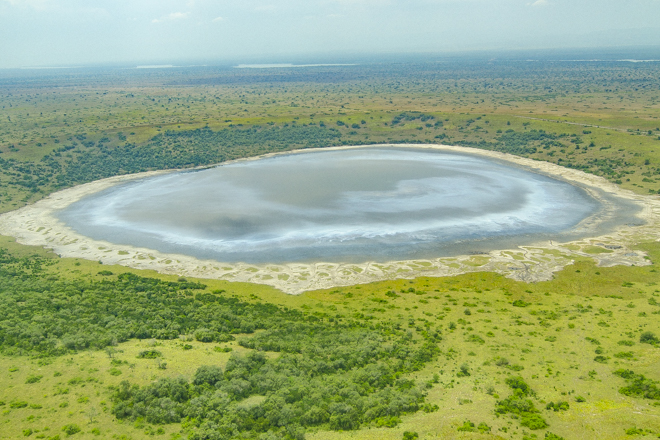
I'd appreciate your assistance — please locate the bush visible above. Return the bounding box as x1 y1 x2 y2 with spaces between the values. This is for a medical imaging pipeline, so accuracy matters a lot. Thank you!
520 413 548 430
216 333 235 343
192 365 224 387
467 334 485 344
495 376 548 430
193 328 217 342
10 401 28 408
505 376 531 395
613 369 660 400
640 331 659 345
457 420 476 432
614 351 634 359
457 364 470 377
546 401 569 411
496 396 537 415
422 403 439 413
375 416 400 427
62 424 81 436
137 350 162 359
403 432 419 440
25 375 43 384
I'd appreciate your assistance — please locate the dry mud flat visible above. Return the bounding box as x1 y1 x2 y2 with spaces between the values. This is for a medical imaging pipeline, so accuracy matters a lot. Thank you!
0 144 657 294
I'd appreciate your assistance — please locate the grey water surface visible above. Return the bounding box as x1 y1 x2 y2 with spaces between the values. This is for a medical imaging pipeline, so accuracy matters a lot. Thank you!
58 148 639 264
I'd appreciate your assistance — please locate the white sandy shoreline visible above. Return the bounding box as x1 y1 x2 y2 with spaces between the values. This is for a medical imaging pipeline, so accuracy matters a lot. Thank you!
0 144 658 294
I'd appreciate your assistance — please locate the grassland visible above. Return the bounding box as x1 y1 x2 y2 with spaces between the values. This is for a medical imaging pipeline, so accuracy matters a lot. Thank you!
2 61 660 213
0 239 659 439
0 57 660 439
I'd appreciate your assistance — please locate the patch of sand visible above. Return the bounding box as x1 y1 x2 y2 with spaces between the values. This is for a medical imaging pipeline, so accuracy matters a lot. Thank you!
0 144 657 294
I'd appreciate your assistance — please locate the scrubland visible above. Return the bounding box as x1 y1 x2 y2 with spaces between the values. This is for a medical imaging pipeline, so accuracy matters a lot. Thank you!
0 58 659 439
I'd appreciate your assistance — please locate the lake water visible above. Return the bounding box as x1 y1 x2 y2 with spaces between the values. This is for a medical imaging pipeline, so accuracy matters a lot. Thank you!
58 147 635 264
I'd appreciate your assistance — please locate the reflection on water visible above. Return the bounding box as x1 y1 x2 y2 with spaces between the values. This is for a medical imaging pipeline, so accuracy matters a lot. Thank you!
58 148 631 263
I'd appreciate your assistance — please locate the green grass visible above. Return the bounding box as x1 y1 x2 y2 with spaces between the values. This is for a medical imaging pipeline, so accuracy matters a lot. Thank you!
2 61 660 439
0 241 659 439
2 62 660 213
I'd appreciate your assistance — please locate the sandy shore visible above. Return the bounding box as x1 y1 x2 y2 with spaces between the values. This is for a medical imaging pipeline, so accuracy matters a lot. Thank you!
1 144 658 294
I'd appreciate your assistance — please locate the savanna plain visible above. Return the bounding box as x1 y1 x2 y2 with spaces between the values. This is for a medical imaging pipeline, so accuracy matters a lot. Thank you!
0 57 659 440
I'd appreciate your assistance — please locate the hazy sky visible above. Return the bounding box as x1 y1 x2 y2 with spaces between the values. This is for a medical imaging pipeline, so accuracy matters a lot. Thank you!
1 0 659 68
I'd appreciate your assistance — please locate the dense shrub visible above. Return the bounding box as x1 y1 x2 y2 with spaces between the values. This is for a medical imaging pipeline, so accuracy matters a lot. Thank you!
613 369 660 400
495 376 547 430
111 317 440 438
25 375 42 384
137 350 162 359
0 245 441 438
457 421 476 432
520 413 548 430
640 331 659 345
61 424 81 435
0 249 318 356
10 401 28 408
545 401 569 411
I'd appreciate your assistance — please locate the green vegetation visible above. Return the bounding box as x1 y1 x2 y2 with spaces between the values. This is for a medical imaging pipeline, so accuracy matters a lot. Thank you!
1 59 660 439
0 244 440 438
3 61 660 213
495 377 548 430
0 239 659 438
614 369 660 400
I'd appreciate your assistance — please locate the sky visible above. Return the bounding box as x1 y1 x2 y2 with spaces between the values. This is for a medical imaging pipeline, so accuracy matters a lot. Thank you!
1 0 659 68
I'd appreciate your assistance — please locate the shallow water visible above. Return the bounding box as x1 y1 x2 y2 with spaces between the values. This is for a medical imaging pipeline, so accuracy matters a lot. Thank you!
58 147 635 264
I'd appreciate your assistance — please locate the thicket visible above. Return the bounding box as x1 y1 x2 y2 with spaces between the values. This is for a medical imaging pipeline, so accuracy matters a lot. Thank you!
0 248 306 355
614 369 660 400
454 128 640 180
0 246 441 438
391 112 436 126
0 125 342 198
55 126 341 187
457 130 562 157
112 329 438 438
640 331 659 345
109 299 441 438
495 376 548 430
